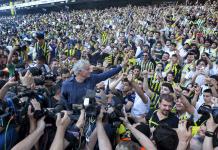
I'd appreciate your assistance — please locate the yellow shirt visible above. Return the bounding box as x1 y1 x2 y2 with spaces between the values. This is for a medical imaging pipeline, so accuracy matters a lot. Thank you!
128 58 137 65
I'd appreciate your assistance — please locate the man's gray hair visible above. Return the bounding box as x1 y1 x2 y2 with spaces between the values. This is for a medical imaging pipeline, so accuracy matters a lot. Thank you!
73 59 90 75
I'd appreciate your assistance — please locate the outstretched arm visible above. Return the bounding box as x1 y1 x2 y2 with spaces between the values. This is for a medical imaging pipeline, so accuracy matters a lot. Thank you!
120 109 156 150
96 108 112 150
85 128 97 150
7 46 19 65
0 78 18 100
109 73 124 92
128 75 148 104
142 70 153 97
94 57 128 84
50 111 71 150
93 65 122 84
11 117 45 150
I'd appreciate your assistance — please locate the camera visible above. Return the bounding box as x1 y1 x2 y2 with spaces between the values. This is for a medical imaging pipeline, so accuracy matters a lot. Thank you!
83 90 101 118
44 73 56 81
20 67 42 77
0 89 47 127
107 103 124 127
198 105 218 123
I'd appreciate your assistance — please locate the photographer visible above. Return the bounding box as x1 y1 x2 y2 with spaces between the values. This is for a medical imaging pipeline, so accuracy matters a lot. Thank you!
96 108 113 150
84 107 114 150
11 99 44 150
50 111 71 150
11 117 45 150
0 70 36 149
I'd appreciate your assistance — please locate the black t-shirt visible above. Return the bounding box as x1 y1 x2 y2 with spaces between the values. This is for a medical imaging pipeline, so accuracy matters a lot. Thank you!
147 110 179 128
50 96 59 108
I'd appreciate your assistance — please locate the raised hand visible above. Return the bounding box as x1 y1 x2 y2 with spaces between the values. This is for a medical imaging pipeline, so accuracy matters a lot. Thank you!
5 77 18 88
56 111 71 131
31 99 41 111
194 86 201 96
121 55 129 68
36 117 46 132
97 107 106 122
19 70 34 88
211 97 218 107
206 114 218 132
176 120 192 143
119 106 130 126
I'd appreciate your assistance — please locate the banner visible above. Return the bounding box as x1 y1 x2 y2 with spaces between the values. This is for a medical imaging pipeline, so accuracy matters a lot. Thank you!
0 0 67 10
9 1 16 16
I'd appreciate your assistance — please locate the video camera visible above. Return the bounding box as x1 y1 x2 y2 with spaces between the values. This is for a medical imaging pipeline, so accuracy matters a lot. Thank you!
33 90 100 123
107 103 124 127
198 105 218 123
21 67 56 84
0 89 47 127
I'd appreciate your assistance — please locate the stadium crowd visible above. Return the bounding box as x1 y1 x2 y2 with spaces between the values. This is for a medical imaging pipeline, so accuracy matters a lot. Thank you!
0 0 218 150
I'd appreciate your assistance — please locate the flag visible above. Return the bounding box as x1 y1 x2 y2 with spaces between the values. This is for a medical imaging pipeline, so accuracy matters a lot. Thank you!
10 1 16 16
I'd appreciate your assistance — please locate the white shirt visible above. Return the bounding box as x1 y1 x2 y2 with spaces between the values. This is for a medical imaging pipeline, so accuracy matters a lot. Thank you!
163 45 170 53
185 68 209 87
210 64 218 76
178 47 188 58
195 85 209 110
135 46 142 58
165 49 176 57
131 93 150 117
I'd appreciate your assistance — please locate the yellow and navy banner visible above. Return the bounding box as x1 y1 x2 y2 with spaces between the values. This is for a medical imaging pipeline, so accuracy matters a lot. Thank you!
10 1 16 16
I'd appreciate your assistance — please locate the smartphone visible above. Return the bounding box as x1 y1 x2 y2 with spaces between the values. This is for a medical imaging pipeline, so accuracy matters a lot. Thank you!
14 70 20 81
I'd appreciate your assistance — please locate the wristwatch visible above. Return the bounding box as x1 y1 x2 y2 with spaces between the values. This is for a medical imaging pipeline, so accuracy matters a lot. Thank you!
205 131 214 137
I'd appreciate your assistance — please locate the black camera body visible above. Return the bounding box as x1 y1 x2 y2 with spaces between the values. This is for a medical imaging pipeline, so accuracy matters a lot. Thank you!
44 73 56 81
198 105 218 123
20 67 42 77
0 89 47 127
83 90 101 118
107 102 124 128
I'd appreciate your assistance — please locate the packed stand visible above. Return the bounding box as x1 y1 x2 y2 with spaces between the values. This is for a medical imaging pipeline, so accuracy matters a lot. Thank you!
0 1 218 150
